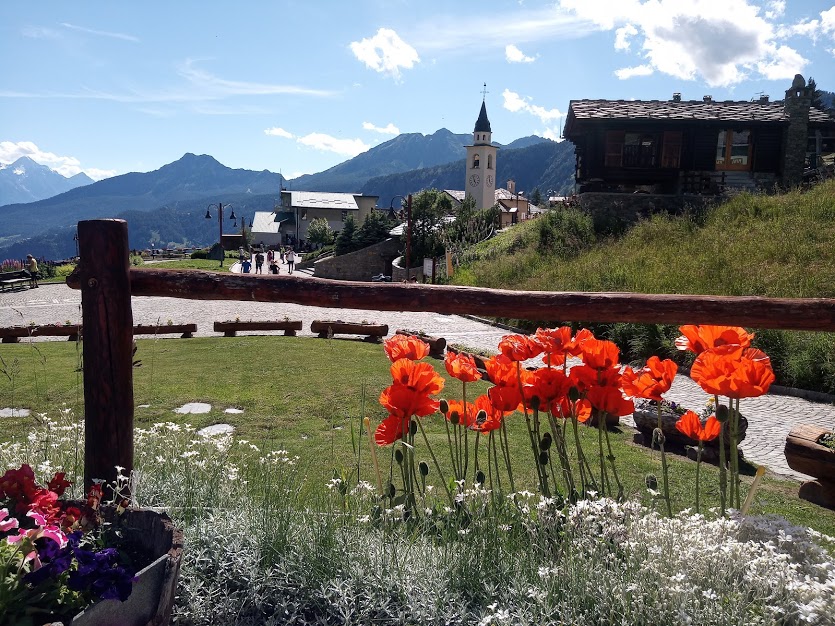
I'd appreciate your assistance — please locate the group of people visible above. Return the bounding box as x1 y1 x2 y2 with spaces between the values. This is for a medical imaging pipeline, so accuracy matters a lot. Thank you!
240 247 297 275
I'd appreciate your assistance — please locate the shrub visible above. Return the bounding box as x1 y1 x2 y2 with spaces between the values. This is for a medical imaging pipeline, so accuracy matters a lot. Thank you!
536 207 596 257
190 249 209 260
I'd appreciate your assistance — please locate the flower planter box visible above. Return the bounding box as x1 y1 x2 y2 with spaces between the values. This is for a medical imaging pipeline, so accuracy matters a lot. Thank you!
785 424 835 510
395 328 446 357
632 405 747 451
310 320 388 342
69 507 184 626
133 323 197 338
0 324 81 342
213 319 303 337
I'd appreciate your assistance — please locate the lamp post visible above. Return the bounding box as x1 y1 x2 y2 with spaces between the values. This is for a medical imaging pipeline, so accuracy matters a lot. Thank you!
390 194 413 280
205 202 236 267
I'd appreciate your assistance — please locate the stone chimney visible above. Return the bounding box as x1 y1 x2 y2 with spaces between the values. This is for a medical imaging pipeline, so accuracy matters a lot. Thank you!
703 95 713 102
759 94 770 104
672 92 681 102
782 74 812 188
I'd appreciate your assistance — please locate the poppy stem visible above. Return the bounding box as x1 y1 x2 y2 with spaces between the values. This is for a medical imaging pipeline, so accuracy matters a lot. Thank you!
716 394 727 516
549 411 575 500
462 382 469 482
516 363 549 497
731 397 741 508
366 417 383 494
695 442 702 514
500 419 515 493
657 403 672 516
416 417 453 506
443 410 458 481
491 430 503 495
602 418 623 501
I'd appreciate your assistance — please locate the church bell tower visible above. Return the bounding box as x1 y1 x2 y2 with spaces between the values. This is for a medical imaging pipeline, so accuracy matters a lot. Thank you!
465 86 498 210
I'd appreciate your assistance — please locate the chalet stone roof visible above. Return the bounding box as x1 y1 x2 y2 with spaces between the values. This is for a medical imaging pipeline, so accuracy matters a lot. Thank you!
474 101 492 133
444 188 525 204
283 191 367 210
251 211 282 234
565 98 834 136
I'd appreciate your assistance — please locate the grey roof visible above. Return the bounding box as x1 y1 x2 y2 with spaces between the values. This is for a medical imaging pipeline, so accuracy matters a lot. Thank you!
474 101 492 133
565 98 834 136
285 191 364 210
251 211 281 234
445 188 524 203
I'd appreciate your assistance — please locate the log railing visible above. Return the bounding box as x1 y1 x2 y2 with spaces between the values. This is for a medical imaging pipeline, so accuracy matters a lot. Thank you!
70 219 835 490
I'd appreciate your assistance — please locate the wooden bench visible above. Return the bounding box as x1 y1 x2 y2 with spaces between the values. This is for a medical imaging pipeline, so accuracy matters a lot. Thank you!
213 320 302 337
0 324 81 343
310 320 388 342
0 270 33 291
134 323 197 338
395 329 447 357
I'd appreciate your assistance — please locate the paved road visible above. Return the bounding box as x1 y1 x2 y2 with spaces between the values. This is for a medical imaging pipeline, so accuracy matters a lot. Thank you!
2 282 834 481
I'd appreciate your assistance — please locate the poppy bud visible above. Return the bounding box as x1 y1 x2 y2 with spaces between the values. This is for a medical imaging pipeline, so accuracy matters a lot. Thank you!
410 419 418 436
450 411 460 425
439 399 449 414
716 404 729 423
539 450 549 465
419 461 429 477
645 474 658 491
476 470 486 485
568 387 580 402
529 396 541 411
387 483 396 498
395 449 404 465
540 432 552 451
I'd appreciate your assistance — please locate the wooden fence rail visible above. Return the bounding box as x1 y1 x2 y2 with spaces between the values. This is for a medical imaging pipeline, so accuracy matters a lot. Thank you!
70 219 835 491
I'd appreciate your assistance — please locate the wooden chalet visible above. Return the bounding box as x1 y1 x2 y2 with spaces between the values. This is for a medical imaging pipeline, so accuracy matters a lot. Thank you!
564 75 835 198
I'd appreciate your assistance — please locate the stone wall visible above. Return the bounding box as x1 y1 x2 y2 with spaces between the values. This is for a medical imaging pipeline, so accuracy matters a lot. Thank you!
782 75 813 189
313 237 401 281
391 256 425 282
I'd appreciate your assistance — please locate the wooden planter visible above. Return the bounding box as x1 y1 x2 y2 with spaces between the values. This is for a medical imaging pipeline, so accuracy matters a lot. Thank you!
61 507 183 626
0 324 81 342
395 329 447 357
214 320 303 337
134 323 197 338
785 424 835 509
310 320 388 342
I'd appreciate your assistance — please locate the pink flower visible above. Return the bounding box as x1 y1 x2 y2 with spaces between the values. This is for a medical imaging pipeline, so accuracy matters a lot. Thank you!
0 508 18 532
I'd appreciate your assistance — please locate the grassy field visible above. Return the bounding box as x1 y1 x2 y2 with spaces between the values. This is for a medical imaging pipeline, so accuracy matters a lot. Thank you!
1 336 834 537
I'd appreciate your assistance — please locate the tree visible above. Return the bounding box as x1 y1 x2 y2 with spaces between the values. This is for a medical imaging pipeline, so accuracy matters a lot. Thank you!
353 210 395 249
530 188 543 208
406 189 451 266
307 217 334 247
334 215 358 256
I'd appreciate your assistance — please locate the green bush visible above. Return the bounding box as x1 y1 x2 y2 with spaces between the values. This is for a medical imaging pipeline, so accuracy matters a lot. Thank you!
191 249 209 260
536 207 596 257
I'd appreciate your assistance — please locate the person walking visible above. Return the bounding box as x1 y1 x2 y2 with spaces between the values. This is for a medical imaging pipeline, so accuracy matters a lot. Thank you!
241 258 252 274
255 251 265 274
286 247 295 274
25 254 39 288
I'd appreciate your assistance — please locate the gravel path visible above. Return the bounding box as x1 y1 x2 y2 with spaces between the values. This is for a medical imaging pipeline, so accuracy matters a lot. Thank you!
2 282 834 481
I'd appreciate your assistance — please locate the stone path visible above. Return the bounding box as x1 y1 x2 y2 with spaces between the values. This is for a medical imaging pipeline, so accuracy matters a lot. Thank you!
2 282 834 481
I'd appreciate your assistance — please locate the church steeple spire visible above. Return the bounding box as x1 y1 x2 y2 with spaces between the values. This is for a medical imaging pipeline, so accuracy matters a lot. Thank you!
474 100 491 133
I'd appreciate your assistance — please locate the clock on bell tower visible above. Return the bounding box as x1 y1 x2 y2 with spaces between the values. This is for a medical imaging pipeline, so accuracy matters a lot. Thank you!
464 84 498 210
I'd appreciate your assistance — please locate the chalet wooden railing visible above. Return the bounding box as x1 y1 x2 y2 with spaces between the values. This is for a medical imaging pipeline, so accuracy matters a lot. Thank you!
70 219 835 491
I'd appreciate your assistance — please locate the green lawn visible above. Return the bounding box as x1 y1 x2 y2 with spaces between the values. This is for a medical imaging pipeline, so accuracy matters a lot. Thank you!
1 336 834 537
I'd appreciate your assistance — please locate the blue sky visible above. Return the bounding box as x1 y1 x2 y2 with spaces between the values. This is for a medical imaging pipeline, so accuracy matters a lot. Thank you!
1 1 834 182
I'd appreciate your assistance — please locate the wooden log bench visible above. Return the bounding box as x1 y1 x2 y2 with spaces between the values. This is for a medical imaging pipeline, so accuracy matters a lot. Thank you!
0 324 81 342
310 320 388 342
395 329 446 357
134 323 197 338
213 320 303 337
785 424 835 509
0 270 34 292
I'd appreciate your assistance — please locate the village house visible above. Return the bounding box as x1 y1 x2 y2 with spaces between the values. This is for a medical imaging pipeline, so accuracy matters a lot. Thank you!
563 74 835 211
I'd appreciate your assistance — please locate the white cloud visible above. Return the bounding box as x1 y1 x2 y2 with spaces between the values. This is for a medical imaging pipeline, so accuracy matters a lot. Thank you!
505 44 536 63
297 133 370 157
178 59 335 98
558 0 808 87
60 22 139 42
765 1 786 20
0 141 114 180
614 64 654 79
362 121 400 134
349 28 420 79
264 127 294 139
502 89 563 123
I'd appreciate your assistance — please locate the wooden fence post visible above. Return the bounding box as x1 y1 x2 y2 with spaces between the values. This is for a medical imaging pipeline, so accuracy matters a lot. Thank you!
78 219 134 493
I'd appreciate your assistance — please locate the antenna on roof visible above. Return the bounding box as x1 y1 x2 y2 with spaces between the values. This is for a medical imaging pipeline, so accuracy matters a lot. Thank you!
481 82 489 102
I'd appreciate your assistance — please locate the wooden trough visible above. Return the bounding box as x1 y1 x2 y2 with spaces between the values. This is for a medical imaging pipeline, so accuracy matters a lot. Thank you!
213 320 303 337
395 329 447 357
310 320 388 342
785 424 835 509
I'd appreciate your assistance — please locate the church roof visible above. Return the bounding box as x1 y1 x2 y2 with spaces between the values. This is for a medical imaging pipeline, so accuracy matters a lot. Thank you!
474 101 492 133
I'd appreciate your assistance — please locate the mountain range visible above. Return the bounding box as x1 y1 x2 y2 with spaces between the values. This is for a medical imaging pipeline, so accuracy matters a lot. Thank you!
0 131 576 260
0 157 93 206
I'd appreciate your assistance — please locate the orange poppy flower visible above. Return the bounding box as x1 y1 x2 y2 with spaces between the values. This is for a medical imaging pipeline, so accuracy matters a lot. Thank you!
443 399 478 427
498 334 544 362
374 414 410 446
523 367 571 408
674 410 721 442
585 385 634 418
384 334 430 362
579 338 620 370
470 394 505 432
535 326 573 367
379 383 440 420
445 351 482 382
552 397 592 422
620 356 678 402
570 364 622 393
389 358 445 396
675 325 754 355
488 384 523 413
690 347 775 399
484 355 518 387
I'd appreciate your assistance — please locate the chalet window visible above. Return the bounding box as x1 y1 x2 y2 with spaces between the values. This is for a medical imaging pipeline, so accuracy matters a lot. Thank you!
605 131 625 167
715 129 751 170
661 131 682 168
605 131 657 167
473 154 480 169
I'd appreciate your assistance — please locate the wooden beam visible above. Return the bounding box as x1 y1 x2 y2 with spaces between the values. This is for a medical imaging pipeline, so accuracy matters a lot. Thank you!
78 219 134 493
67 267 835 332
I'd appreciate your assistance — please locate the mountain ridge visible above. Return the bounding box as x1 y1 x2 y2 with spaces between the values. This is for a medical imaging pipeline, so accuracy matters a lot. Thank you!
0 157 94 206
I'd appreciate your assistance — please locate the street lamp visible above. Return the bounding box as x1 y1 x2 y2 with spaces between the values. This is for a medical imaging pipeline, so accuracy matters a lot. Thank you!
390 194 413 280
205 202 236 267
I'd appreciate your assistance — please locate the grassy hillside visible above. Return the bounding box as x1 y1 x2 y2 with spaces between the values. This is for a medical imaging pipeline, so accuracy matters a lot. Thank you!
452 180 835 392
